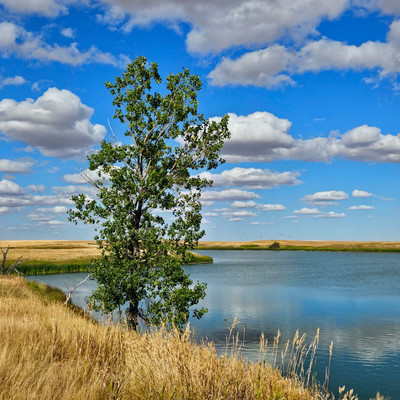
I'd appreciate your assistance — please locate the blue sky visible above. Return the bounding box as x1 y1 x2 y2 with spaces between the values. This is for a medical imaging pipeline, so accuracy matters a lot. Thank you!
0 0 400 241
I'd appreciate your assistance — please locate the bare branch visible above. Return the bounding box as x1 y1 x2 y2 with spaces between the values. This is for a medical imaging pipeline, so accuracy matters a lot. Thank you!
63 274 91 307
8 256 29 276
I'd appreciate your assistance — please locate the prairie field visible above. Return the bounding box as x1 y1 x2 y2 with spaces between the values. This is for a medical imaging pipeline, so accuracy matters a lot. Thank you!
197 239 400 252
0 275 374 400
3 239 400 265
0 240 211 275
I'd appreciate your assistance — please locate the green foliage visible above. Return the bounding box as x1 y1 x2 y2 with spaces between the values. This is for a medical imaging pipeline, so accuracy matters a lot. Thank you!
27 281 66 304
69 56 230 329
268 242 280 250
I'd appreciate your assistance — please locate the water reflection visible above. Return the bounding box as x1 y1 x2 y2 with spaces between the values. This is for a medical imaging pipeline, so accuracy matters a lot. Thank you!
28 250 400 400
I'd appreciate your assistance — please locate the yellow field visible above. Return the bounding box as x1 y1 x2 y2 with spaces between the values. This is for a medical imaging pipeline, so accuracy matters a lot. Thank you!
197 239 400 251
1 240 100 262
2 239 400 265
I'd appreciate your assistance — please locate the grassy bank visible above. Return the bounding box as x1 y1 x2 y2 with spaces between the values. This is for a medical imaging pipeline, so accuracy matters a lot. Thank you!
0 275 376 400
196 240 400 253
2 240 212 275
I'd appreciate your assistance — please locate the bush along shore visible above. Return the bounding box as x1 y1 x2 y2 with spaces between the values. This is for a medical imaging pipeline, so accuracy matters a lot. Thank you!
4 252 212 276
0 275 387 400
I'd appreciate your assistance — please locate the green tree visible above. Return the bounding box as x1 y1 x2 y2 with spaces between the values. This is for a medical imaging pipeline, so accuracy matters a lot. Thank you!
69 56 230 330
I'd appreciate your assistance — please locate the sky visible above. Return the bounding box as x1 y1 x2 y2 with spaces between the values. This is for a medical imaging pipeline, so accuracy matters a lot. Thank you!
0 0 400 242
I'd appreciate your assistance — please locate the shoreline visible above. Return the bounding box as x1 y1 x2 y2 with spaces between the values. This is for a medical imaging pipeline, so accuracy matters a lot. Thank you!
1 240 212 275
196 239 400 252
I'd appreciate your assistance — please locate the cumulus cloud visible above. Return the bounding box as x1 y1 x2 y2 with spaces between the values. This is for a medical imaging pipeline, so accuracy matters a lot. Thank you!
211 112 400 163
0 75 27 89
52 184 98 197
198 167 301 189
294 207 322 215
352 189 373 197
203 212 218 217
0 0 81 16
222 210 257 218
61 27 75 38
201 189 260 204
257 204 286 211
0 158 35 173
348 205 375 210
63 168 110 184
231 200 258 209
314 212 346 218
0 22 124 66
209 19 400 88
302 190 348 205
26 184 45 193
230 200 285 211
0 88 106 158
95 0 348 53
0 179 24 195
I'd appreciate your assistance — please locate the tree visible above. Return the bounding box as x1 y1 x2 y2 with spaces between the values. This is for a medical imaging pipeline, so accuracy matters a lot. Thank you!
69 56 230 330
1 243 29 275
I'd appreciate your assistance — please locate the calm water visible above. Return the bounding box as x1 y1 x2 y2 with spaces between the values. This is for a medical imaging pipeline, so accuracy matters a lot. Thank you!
28 250 400 399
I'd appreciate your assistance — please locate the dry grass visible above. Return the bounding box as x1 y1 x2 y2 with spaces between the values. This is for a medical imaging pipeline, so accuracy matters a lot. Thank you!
0 275 379 400
1 240 100 262
3 239 400 266
197 240 400 251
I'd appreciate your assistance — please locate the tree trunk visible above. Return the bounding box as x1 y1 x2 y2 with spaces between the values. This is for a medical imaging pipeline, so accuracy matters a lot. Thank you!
128 300 139 330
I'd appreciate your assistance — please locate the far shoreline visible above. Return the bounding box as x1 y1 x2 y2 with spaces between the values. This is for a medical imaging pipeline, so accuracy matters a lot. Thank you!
196 239 400 252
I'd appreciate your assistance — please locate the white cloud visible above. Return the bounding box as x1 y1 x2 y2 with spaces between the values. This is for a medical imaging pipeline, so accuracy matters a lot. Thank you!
203 212 218 217
0 179 24 195
52 184 98 197
0 22 124 66
61 27 75 38
0 0 78 16
231 200 258 209
348 205 375 210
199 166 301 189
352 189 373 197
211 112 400 163
26 184 46 193
0 75 26 89
314 212 346 218
63 168 110 183
222 210 257 218
257 204 286 211
0 87 106 158
35 206 68 213
230 200 285 211
96 0 348 53
302 190 348 205
294 207 322 215
201 189 260 204
208 19 400 88
0 158 35 173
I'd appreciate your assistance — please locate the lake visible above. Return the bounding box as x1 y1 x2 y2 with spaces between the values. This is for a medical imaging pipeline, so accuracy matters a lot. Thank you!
28 250 400 399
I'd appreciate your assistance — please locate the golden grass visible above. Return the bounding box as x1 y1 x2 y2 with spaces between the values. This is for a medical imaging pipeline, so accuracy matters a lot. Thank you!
0 275 380 400
1 240 100 262
3 239 400 268
197 240 400 251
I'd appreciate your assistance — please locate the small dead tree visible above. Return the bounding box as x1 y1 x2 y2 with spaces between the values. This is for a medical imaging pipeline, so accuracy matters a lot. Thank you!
0 244 29 275
63 274 91 307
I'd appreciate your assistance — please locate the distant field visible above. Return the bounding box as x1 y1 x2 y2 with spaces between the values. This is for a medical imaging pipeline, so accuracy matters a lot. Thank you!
1 240 211 275
197 239 400 252
1 240 100 262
